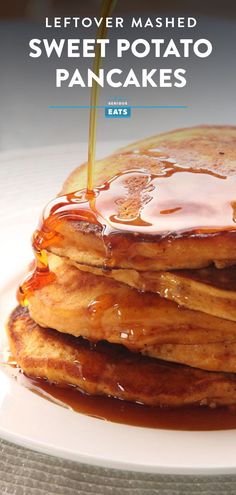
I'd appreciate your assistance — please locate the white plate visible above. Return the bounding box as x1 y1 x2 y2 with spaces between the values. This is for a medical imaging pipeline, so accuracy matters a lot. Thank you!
1 144 236 474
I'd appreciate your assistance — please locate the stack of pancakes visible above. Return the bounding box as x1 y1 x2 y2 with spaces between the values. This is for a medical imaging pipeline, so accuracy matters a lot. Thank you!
8 126 236 408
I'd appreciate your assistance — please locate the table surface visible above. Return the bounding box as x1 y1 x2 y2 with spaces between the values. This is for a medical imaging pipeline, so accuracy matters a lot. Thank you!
1 437 236 495
1 145 236 494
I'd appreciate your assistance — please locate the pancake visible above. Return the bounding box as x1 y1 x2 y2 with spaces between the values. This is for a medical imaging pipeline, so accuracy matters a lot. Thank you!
70 260 236 322
26 254 236 349
145 342 236 373
7 305 236 407
40 126 236 271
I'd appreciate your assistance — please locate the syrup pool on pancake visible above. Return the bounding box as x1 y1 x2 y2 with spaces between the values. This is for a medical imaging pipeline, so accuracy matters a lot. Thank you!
39 157 236 239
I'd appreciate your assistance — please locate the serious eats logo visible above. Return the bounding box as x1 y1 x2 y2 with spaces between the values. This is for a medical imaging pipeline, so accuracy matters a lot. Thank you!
105 98 131 118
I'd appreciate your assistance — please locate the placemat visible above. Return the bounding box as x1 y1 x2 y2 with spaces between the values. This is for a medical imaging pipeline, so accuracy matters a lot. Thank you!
1 438 236 495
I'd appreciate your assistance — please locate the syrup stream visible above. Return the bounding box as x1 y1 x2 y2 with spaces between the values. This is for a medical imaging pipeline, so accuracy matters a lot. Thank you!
87 0 117 192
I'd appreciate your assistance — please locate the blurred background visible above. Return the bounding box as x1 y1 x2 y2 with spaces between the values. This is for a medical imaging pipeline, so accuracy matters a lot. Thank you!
0 0 236 151
1 0 236 19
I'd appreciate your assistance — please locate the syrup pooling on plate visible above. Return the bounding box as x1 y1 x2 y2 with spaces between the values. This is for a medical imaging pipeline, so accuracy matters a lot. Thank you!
6 363 236 431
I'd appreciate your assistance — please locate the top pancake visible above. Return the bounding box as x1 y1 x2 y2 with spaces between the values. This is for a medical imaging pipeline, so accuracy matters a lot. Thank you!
43 126 236 270
64 125 236 191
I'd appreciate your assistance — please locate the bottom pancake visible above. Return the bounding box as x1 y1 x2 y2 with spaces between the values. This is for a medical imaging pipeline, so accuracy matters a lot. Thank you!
7 306 236 407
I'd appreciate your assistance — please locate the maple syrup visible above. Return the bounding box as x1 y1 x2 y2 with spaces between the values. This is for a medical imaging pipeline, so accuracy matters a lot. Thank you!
6 367 236 431
87 0 117 192
38 164 236 236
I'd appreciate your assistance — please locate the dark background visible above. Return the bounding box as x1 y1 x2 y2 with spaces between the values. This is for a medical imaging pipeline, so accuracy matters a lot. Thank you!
1 0 236 19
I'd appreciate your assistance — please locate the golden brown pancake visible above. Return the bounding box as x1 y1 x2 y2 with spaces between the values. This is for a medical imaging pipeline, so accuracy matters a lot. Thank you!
42 126 236 271
7 305 236 407
65 126 236 192
27 254 236 350
145 342 236 373
70 260 236 322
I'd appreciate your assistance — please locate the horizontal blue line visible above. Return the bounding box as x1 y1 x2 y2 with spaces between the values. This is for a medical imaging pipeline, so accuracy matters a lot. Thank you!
48 105 188 109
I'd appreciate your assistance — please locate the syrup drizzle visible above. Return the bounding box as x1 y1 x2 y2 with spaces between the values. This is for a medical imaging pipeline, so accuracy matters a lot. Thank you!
87 0 117 192
18 0 117 305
